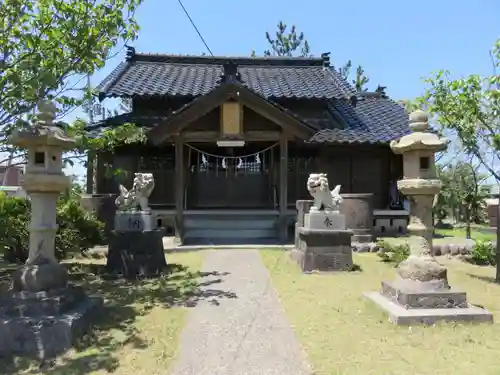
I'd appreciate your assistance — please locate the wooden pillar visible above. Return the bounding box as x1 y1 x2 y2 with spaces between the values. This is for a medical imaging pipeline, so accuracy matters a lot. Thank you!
175 136 185 242
279 134 288 242
95 151 113 194
86 151 94 194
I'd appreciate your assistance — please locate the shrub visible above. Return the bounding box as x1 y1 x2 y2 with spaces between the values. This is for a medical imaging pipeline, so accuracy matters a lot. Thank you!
469 240 496 266
0 191 105 263
0 194 30 263
377 240 410 266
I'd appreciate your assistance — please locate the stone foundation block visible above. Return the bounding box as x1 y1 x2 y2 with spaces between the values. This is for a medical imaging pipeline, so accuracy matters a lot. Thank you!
107 228 167 279
365 278 493 325
293 228 353 272
381 281 468 309
364 292 493 325
0 292 102 359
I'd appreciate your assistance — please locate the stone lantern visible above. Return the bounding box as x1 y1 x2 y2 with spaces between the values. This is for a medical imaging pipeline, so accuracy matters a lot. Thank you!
11 100 76 267
0 100 102 359
364 110 493 325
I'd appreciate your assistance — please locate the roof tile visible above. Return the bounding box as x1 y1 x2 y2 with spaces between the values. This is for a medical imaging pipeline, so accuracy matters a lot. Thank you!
93 50 410 144
96 53 355 100
308 97 411 144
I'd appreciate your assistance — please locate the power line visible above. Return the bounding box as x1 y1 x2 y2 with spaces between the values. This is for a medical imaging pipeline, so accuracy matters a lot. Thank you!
176 0 214 57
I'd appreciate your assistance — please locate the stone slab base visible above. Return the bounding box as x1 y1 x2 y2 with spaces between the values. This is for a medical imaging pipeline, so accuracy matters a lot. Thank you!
381 281 468 309
107 228 167 279
290 248 353 272
293 228 354 272
364 292 493 325
0 295 103 359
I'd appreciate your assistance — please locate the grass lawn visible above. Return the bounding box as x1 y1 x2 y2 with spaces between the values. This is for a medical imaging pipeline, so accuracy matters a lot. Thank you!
2 251 206 375
261 250 500 375
435 227 497 242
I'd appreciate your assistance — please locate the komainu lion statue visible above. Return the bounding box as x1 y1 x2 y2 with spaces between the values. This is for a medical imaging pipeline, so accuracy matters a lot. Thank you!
306 173 343 212
115 173 155 212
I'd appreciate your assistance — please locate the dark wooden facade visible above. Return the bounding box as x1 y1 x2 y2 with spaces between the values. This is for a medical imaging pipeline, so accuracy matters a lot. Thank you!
91 50 409 242
94 98 403 233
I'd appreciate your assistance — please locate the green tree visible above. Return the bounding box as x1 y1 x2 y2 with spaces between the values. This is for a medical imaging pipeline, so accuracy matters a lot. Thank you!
264 21 310 57
261 21 370 91
421 38 500 280
420 39 500 183
0 0 144 163
339 61 370 92
436 162 491 236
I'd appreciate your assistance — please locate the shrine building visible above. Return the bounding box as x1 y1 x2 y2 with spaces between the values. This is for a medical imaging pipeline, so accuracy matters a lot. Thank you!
86 47 410 245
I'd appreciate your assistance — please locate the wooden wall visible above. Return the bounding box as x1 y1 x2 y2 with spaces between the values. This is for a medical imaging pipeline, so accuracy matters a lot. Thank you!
95 142 401 210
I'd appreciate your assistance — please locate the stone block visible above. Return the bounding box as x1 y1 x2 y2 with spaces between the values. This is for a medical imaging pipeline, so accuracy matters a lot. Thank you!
107 228 167 279
304 212 346 230
293 228 353 272
0 286 85 317
393 218 408 233
364 292 493 325
11 261 68 293
114 211 157 232
374 218 391 233
0 290 103 359
381 281 468 309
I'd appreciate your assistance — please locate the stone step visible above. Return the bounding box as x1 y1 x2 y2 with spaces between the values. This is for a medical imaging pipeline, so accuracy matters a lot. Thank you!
184 218 277 230
184 228 277 239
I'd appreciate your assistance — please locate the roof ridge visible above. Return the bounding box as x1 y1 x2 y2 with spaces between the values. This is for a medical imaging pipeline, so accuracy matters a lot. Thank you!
323 67 356 98
125 46 325 67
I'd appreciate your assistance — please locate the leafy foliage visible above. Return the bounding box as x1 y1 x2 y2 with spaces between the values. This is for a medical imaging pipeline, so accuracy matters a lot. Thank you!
434 161 491 232
258 21 370 91
263 21 310 57
0 194 30 262
469 240 496 266
376 240 410 266
421 39 500 281
0 0 145 167
421 39 500 183
0 190 105 263
338 61 370 92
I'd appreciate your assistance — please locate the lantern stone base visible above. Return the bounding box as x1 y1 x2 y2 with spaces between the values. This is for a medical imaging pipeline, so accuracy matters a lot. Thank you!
364 291 493 325
0 285 103 359
364 257 494 325
107 228 167 279
291 228 353 272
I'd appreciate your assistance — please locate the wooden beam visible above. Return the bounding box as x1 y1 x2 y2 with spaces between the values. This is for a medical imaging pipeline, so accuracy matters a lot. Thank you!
175 136 184 242
279 134 288 242
181 130 282 142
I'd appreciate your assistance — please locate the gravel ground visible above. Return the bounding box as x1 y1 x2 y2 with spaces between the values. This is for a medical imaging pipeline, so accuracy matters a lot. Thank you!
169 249 312 375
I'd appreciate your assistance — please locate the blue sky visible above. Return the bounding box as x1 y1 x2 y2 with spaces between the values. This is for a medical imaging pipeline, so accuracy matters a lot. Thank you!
69 0 499 182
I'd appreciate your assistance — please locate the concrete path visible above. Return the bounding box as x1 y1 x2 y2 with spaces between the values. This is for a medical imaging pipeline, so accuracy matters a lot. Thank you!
169 250 312 375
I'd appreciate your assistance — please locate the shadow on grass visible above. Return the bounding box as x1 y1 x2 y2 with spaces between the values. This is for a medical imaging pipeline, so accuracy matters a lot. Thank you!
0 261 237 375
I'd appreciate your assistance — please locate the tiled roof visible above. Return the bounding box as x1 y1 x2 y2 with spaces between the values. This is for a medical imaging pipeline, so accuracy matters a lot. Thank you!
96 50 355 100
309 96 411 144
89 95 410 144
92 48 411 144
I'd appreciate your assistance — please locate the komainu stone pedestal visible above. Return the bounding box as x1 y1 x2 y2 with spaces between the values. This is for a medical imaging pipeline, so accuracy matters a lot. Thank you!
107 212 167 279
291 211 353 272
0 260 102 359
364 255 493 325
